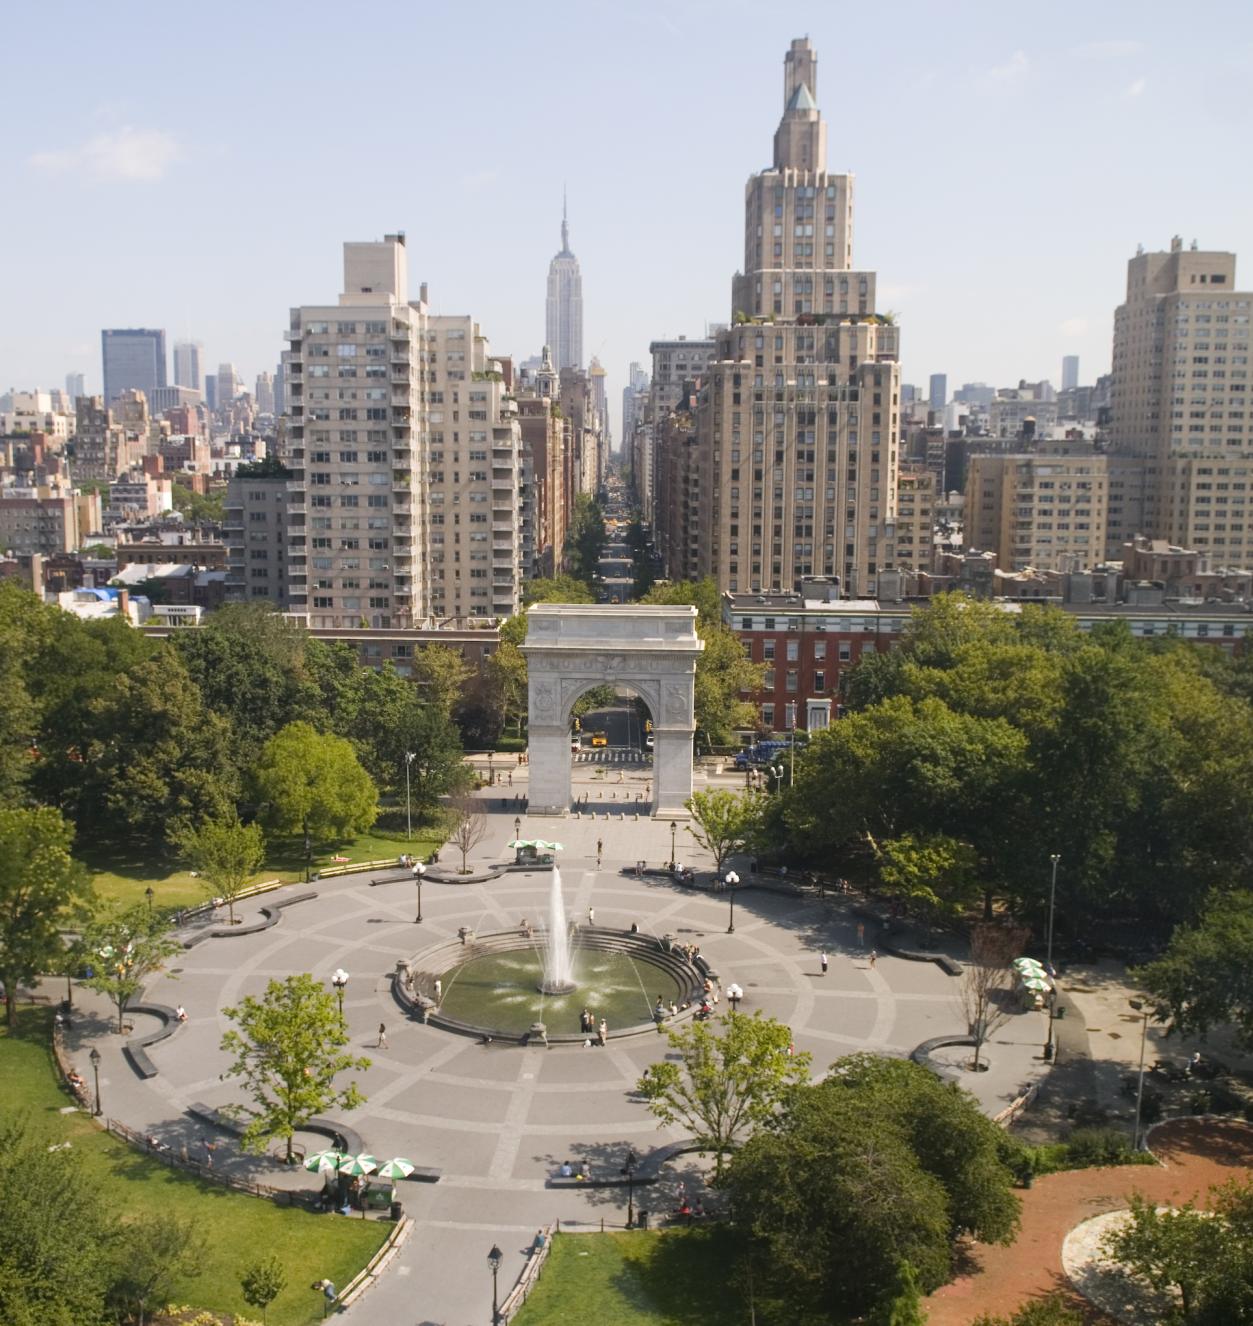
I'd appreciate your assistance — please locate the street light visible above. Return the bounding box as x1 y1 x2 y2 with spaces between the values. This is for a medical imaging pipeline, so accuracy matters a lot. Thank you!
514 815 521 840
487 1243 503 1324
412 863 425 924
621 1147 638 1227
331 969 349 1020
1044 853 1061 1062
89 1047 102 1117
144 886 154 917
725 870 741 933
669 821 677 871
1130 998 1152 1150
405 751 416 840
727 982 743 1012
769 763 784 794
487 750 495 787
303 830 312 883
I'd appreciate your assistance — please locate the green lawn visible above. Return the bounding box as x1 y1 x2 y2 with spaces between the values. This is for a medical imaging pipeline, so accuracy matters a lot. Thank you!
85 811 447 912
1 1009 388 1325
511 1228 744 1326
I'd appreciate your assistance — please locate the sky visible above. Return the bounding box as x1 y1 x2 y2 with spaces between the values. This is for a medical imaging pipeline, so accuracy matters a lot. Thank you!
4 0 1253 440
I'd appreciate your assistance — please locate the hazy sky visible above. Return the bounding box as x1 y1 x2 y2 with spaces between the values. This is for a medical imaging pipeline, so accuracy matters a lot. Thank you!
5 0 1253 438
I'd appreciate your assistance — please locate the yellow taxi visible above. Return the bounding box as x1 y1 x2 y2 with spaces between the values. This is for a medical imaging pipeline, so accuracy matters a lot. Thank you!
590 731 608 748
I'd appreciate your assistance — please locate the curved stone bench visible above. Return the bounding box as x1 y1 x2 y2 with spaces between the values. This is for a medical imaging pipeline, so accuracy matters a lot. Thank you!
909 1034 978 1071
123 1002 180 1078
181 891 317 947
879 931 963 976
393 928 709 1045
188 1100 365 1157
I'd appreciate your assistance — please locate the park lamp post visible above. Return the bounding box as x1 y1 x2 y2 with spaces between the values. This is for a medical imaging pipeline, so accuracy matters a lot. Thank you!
144 886 154 918
1130 998 1152 1150
412 862 425 924
621 1147 638 1227
770 763 784 794
405 751 416 841
487 750 495 787
303 830 312 883
725 870 741 933
514 815 521 839
669 821 677 871
727 983 743 1012
331 969 349 1020
89 1047 102 1117
1043 853 1061 1061
487 1243 503 1324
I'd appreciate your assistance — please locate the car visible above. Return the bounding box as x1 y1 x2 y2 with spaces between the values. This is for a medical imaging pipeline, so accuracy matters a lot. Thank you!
644 734 654 750
590 732 608 747
570 737 581 752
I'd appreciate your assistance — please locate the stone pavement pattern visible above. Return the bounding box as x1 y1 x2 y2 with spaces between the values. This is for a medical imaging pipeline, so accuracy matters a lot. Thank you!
66 780 1052 1326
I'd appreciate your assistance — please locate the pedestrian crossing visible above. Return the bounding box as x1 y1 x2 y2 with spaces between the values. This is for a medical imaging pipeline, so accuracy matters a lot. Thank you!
573 750 652 765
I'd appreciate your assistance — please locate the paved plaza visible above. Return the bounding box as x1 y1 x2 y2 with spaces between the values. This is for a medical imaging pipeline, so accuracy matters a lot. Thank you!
65 766 1053 1326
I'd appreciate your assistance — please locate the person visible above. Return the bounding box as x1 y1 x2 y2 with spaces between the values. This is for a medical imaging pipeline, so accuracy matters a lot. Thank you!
587 906 595 926
630 920 639 933
176 1005 188 1021
534 1228 546 1250
559 1161 573 1177
377 1022 388 1048
597 1018 608 1047
868 950 877 969
820 951 828 976
669 1001 678 1017
433 978 442 1003
508 771 513 786
596 838 603 866
203 1137 216 1167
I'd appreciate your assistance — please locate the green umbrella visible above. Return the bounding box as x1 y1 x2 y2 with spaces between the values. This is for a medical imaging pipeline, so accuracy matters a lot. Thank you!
337 1154 379 1177
1020 977 1051 992
304 1149 346 1173
375 1157 416 1180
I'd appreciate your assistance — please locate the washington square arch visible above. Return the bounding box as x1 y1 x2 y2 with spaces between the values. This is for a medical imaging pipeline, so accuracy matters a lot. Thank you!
522 604 703 818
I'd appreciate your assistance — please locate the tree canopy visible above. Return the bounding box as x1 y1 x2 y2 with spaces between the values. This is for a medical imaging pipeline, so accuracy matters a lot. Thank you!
252 721 378 844
684 788 766 874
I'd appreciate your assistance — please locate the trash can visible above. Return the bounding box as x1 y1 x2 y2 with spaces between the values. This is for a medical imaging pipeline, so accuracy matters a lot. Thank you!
638 1210 649 1229
390 1199 403 1220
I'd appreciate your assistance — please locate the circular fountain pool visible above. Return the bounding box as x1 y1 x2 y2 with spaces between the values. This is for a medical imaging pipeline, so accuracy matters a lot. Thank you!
438 945 687 1037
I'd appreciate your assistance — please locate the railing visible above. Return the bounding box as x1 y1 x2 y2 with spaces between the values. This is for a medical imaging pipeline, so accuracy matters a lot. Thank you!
498 1224 556 1322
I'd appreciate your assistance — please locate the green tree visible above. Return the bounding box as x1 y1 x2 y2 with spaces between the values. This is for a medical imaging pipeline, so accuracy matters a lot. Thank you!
638 1011 811 1178
174 813 266 926
0 807 91 1026
81 904 182 1033
253 721 378 846
972 1296 1085 1326
684 788 766 875
446 792 487 873
873 831 981 917
0 1119 121 1326
563 494 607 585
105 1215 202 1326
1135 889 1253 1047
410 643 472 717
171 482 225 524
0 582 53 802
867 1260 927 1326
220 973 371 1163
240 1252 287 1324
482 640 528 739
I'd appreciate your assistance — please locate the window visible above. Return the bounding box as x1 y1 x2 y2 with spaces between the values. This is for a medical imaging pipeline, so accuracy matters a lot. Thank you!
786 670 798 692
814 670 826 692
786 639 799 661
814 640 827 660
763 640 776 660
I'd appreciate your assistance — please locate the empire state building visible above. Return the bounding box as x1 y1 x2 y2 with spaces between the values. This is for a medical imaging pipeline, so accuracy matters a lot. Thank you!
545 197 584 371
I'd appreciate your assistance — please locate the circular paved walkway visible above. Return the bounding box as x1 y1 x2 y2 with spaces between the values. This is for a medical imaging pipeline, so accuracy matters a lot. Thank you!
923 1117 1253 1325
67 795 1050 1326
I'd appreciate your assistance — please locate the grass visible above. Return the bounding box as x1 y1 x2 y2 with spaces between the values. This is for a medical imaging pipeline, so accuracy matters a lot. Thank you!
511 1228 743 1326
84 809 447 913
1 1008 388 1326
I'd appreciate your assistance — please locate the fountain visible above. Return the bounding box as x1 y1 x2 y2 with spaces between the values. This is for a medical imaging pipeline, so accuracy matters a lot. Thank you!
539 867 577 995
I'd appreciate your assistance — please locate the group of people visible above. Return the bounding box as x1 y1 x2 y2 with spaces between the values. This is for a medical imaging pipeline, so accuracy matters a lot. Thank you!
578 1009 608 1046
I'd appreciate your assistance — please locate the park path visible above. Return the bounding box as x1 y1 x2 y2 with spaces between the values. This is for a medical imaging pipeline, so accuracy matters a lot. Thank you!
923 1118 1253 1324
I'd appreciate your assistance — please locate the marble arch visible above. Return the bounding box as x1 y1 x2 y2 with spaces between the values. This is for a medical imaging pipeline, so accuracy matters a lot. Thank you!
522 604 703 817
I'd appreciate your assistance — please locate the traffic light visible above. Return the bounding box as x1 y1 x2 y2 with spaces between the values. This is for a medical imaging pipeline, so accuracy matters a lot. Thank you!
645 719 653 733
573 717 581 731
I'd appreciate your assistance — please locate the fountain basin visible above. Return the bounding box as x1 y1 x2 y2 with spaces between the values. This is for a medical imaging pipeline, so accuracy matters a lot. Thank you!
397 930 708 1043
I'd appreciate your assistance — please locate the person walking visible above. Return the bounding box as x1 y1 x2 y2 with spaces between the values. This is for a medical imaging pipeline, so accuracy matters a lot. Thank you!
433 978 442 1003
587 905 595 926
597 1018 608 1047
596 838 603 866
377 1022 388 1048
820 951 829 976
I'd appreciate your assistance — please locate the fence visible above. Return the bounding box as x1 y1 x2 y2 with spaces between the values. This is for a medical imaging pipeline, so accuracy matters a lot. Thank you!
498 1223 556 1322
993 1083 1040 1128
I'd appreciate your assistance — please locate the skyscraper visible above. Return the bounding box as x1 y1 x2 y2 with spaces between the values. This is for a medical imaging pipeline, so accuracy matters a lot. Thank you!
174 341 203 391
545 195 583 371
65 372 85 400
692 38 901 597
929 374 947 410
101 328 166 405
255 371 275 414
217 363 240 403
1061 354 1080 391
1107 236 1253 564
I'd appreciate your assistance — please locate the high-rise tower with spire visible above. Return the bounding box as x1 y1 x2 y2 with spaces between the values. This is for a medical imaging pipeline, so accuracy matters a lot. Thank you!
545 193 584 371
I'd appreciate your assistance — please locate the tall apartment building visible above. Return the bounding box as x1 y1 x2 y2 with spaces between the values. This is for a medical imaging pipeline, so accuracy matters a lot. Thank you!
255 371 275 414
693 38 901 597
224 465 292 608
643 337 715 530
965 443 1108 571
517 346 569 578
0 487 80 555
281 235 523 630
1108 237 1253 565
929 374 947 410
217 363 240 404
889 470 936 571
545 198 583 371
1061 355 1080 392
70 396 145 482
102 328 166 405
173 341 203 391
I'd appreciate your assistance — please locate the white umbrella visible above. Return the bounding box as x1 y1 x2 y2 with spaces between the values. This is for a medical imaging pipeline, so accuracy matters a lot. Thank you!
337 1153 379 1177
304 1149 346 1173
375 1157 416 1180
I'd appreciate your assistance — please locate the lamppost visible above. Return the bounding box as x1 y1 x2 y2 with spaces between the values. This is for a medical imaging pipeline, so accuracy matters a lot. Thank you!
487 750 495 787
1130 998 1152 1150
725 870 741 933
89 1046 102 1117
727 983 743 1012
621 1147 638 1227
412 863 425 924
487 1243 503 1324
144 886 154 918
331 969 349 1020
514 815 521 840
405 751 416 840
669 821 677 871
303 830 312 883
769 763 784 794
1044 853 1061 1061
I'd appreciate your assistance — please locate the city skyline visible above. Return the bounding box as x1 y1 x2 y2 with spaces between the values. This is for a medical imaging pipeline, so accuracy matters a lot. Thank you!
4 0 1253 437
